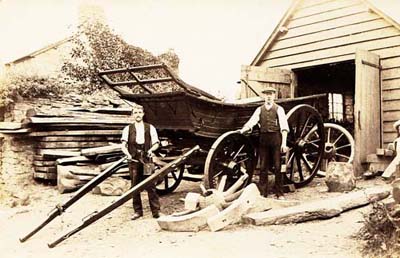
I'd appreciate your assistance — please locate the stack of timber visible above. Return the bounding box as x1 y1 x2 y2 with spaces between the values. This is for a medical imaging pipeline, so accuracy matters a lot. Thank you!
22 104 132 182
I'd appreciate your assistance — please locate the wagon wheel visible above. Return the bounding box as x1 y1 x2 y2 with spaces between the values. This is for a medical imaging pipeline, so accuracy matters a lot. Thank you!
154 159 184 195
204 131 255 191
283 104 325 187
305 123 354 171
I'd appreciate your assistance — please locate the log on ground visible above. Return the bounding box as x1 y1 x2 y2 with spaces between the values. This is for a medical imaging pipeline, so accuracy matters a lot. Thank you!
243 185 391 226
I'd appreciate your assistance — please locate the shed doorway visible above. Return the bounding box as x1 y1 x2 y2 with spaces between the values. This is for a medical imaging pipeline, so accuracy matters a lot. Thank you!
293 50 382 175
294 61 355 134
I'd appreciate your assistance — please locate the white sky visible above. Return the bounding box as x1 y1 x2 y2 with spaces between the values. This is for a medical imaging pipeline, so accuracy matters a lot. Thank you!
0 0 399 100
0 0 291 99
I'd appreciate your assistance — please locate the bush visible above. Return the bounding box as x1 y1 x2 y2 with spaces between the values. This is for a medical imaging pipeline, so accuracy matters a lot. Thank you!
357 202 400 257
62 18 179 93
0 72 69 108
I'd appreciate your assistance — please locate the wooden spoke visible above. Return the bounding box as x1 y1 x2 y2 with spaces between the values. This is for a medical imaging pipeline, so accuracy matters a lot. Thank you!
283 105 324 187
204 131 255 191
333 133 344 146
335 143 352 151
295 153 305 182
336 153 350 160
232 144 245 160
171 171 179 180
300 154 313 172
305 123 354 171
299 116 312 138
327 127 331 143
156 165 184 195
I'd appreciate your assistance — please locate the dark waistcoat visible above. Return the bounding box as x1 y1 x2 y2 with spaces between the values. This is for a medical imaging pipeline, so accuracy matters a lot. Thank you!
259 104 280 133
127 123 151 159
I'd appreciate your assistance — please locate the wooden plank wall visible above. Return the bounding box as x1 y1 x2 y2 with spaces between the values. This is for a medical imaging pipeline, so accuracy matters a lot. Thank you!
259 0 400 145
260 0 400 70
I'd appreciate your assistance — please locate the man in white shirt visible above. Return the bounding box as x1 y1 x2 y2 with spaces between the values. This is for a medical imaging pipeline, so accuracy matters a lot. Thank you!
240 87 289 199
121 104 161 220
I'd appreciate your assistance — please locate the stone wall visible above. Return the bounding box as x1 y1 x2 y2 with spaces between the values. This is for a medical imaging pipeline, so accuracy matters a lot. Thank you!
0 99 48 205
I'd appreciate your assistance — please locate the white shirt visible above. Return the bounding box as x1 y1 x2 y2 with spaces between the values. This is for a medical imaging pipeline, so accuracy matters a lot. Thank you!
243 103 290 133
121 122 159 145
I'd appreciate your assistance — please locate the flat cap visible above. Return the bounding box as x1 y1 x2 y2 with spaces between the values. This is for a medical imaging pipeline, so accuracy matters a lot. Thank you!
261 86 277 94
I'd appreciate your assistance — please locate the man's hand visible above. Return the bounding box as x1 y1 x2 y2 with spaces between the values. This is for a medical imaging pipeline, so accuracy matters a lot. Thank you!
126 154 133 161
281 144 289 153
147 150 154 158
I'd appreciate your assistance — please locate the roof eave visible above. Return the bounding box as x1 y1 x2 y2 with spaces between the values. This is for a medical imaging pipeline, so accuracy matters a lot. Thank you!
251 0 302 66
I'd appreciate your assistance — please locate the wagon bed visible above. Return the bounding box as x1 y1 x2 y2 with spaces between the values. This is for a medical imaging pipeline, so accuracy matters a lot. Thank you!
98 64 328 138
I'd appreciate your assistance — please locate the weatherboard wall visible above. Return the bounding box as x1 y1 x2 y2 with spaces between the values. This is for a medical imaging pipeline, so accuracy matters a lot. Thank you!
256 0 400 145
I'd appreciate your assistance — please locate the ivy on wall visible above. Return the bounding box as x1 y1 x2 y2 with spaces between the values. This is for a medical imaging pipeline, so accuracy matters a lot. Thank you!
0 14 179 108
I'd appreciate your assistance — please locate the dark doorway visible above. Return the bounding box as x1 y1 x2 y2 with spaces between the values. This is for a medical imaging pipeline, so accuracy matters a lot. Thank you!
294 61 355 135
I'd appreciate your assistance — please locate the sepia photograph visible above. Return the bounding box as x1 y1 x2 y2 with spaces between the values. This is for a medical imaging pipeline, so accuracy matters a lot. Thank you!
1 0 400 257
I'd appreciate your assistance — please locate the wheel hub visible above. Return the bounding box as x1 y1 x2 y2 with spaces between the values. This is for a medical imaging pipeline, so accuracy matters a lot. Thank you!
323 143 336 159
296 139 307 150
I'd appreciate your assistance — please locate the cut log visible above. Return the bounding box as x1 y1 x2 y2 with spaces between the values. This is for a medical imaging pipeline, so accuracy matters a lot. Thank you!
243 185 391 226
157 205 220 232
207 183 260 232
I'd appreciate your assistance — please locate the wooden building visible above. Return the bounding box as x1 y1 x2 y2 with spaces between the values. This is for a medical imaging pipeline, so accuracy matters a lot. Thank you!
240 0 400 174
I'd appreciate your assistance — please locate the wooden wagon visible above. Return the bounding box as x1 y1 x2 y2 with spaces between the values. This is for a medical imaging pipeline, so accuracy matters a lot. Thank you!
98 64 355 193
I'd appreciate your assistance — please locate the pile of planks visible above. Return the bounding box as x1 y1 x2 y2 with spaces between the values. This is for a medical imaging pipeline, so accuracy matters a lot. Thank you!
24 106 132 182
0 100 134 186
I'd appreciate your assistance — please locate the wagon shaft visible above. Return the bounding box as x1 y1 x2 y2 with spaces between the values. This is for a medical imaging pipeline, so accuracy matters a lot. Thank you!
48 145 200 248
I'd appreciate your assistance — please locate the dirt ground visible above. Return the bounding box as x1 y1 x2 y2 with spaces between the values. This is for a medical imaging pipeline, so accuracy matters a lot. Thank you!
0 176 392 258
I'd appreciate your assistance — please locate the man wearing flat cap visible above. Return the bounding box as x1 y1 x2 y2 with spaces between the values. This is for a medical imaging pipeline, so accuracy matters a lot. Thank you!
239 86 289 199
